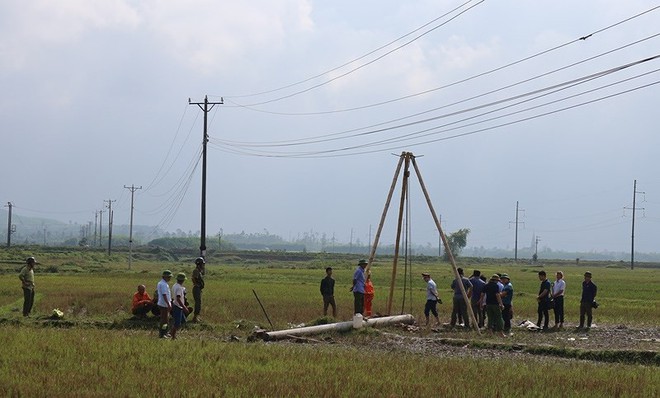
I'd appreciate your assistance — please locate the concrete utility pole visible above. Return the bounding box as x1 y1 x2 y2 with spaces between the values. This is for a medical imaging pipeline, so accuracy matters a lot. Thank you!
535 235 541 259
124 184 142 270
625 180 645 270
5 202 13 247
509 201 525 261
93 211 98 247
98 209 104 247
189 95 223 259
104 199 115 255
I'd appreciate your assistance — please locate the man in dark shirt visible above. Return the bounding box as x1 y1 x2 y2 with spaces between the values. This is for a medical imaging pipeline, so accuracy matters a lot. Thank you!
537 271 551 331
450 268 473 329
320 267 336 317
480 274 506 337
578 271 598 330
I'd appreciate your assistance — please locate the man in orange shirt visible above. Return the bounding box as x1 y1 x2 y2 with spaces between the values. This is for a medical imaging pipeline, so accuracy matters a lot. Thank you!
132 284 155 317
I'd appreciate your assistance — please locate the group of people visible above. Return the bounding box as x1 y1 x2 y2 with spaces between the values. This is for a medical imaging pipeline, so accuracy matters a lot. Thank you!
323 259 599 335
130 256 206 339
441 268 598 335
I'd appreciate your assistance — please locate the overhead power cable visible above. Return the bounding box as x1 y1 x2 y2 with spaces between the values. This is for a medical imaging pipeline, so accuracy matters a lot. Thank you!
224 4 660 115
210 74 660 158
222 0 480 99
216 54 660 149
218 34 660 148
220 0 486 107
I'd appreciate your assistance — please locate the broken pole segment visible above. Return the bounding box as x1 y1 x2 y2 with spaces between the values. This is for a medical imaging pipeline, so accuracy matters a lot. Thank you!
262 314 415 341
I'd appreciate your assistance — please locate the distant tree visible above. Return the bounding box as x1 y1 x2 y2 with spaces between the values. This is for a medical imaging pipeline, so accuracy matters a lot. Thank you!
443 228 470 261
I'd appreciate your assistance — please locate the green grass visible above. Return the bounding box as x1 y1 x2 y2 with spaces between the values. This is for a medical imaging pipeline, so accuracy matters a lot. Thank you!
0 326 657 397
0 248 658 396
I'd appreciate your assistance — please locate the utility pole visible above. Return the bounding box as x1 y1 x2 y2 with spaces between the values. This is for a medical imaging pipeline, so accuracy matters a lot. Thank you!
189 95 223 259
534 235 541 260
509 201 525 261
5 202 13 247
93 211 98 247
98 209 104 247
624 180 645 270
124 185 142 270
43 224 47 246
104 199 115 255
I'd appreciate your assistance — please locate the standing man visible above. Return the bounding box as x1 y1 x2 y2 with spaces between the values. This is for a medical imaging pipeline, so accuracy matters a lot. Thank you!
170 273 190 339
320 267 336 317
350 259 368 315
480 274 506 337
422 272 441 327
157 270 173 338
469 270 486 328
450 268 472 329
536 271 551 331
500 274 513 333
19 257 36 317
191 257 205 323
578 271 598 331
552 271 566 329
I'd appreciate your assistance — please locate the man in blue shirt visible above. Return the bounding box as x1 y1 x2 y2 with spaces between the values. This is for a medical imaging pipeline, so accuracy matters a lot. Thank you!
500 274 513 332
578 271 598 330
350 259 368 315
450 268 472 329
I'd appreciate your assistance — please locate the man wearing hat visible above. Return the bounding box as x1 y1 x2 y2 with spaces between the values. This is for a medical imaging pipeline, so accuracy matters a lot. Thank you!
578 271 598 330
19 257 36 317
500 274 513 332
422 273 441 327
350 259 368 315
170 272 190 339
480 274 506 337
157 270 173 338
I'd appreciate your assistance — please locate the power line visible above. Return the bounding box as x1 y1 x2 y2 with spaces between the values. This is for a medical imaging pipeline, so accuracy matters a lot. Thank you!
223 4 660 115
220 1 486 107
210 67 660 158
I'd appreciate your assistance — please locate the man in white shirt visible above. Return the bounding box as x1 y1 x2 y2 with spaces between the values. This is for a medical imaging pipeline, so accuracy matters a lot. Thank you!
170 272 190 339
157 270 173 338
552 271 566 329
422 273 441 327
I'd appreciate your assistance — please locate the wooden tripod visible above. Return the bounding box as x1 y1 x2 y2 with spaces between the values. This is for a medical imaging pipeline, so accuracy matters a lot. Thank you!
364 151 479 332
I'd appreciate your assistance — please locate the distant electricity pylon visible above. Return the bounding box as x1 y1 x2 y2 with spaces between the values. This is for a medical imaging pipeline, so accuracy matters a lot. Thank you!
509 201 525 261
104 199 116 255
624 180 645 270
124 184 142 270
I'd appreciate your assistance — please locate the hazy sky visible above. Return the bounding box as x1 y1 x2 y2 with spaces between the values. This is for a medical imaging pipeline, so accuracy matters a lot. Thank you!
1 0 659 254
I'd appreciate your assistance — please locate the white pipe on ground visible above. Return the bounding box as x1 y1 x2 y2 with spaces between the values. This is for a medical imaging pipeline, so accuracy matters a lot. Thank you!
263 314 415 341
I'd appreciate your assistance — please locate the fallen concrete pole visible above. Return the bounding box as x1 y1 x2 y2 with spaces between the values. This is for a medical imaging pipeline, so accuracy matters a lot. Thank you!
262 314 415 341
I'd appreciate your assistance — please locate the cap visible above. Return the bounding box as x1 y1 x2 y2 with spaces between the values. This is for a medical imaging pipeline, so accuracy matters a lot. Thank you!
421 272 430 277
490 274 500 281
195 257 205 265
26 257 36 264
500 273 510 279
162 270 173 277
358 259 368 266
584 271 592 277
176 272 186 281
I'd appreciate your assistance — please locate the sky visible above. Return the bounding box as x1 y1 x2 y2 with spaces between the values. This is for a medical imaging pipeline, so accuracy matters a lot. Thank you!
1 0 659 254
